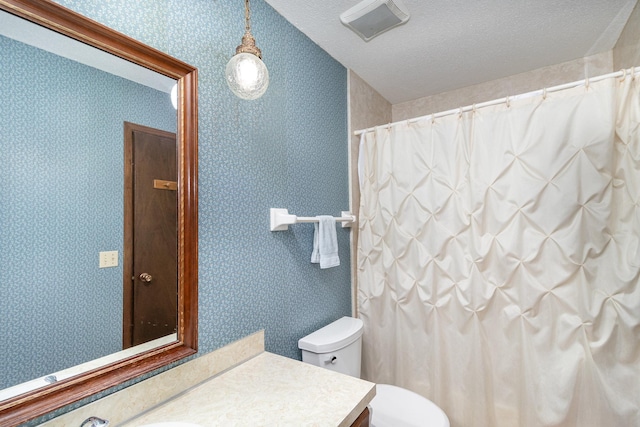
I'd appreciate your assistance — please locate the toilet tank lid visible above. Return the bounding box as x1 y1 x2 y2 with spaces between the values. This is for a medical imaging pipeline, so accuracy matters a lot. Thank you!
298 316 364 353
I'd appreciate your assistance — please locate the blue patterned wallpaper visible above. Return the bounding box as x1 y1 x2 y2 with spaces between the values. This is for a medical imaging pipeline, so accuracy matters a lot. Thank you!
0 36 176 390
22 0 350 423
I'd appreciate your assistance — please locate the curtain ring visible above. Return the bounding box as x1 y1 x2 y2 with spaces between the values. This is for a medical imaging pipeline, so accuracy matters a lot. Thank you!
506 96 511 108
472 103 477 114
458 107 464 119
431 114 436 125
585 76 590 90
542 88 547 100
621 69 626 82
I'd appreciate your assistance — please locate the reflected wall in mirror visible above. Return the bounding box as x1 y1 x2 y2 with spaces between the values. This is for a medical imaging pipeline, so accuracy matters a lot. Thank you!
0 1 198 426
1 12 177 391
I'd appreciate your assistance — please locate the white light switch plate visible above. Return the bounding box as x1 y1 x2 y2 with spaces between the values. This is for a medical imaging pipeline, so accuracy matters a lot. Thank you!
99 251 118 268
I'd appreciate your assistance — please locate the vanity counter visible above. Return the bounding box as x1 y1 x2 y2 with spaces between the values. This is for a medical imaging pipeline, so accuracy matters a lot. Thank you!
122 351 376 426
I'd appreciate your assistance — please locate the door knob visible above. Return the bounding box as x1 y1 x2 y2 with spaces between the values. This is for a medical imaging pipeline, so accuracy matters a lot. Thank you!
139 273 153 283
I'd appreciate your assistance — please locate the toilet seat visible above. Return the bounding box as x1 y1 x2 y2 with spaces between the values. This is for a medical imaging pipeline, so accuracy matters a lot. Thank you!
369 384 450 427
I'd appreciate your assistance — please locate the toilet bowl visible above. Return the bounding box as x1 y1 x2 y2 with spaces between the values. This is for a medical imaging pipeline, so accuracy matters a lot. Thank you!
369 384 449 427
298 317 449 427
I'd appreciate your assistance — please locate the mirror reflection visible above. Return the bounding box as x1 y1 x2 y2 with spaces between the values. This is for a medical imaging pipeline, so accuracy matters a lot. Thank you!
0 9 179 399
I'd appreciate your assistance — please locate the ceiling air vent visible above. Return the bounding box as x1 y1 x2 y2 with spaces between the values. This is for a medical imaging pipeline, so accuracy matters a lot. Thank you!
340 0 410 42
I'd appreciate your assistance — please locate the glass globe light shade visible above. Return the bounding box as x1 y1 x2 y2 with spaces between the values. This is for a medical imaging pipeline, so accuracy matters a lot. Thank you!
225 52 269 100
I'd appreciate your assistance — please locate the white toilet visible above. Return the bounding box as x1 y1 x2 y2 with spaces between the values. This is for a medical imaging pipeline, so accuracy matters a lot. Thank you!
298 316 450 427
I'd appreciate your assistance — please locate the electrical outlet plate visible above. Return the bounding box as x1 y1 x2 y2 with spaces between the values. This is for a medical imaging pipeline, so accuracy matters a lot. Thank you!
99 251 118 268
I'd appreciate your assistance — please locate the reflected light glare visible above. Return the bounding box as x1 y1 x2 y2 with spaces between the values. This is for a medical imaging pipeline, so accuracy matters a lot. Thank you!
170 84 178 110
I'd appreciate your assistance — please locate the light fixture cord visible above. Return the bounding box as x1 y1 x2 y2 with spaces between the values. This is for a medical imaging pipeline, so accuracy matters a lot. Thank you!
244 0 251 33
235 0 262 58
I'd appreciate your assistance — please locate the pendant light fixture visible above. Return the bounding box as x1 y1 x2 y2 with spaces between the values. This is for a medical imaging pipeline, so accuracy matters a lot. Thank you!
225 0 269 100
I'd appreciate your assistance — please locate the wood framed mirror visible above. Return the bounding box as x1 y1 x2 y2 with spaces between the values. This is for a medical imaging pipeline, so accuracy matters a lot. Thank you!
0 1 198 425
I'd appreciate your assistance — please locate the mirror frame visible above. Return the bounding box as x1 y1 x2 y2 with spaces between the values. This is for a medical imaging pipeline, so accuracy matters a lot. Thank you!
0 0 198 425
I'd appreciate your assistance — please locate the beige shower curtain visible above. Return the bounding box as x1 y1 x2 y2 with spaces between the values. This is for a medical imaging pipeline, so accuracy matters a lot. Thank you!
357 73 640 427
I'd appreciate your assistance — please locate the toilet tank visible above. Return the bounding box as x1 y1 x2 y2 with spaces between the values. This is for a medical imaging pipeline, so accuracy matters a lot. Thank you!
298 316 363 378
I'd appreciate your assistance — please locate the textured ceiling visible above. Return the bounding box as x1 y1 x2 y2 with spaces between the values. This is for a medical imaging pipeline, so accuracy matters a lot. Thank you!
264 0 638 104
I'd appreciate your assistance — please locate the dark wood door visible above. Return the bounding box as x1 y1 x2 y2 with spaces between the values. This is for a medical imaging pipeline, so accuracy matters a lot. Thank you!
123 122 178 348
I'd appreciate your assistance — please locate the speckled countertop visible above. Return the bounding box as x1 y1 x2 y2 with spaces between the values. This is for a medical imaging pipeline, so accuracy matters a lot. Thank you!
121 352 376 427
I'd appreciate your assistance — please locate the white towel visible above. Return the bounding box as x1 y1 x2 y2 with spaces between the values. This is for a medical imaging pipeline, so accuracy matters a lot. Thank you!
311 216 340 269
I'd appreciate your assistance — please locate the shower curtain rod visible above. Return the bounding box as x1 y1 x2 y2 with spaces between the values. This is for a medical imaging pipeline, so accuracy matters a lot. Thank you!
354 66 640 136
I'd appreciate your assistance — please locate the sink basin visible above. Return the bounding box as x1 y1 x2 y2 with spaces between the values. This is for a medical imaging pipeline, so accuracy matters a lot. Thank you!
138 424 202 427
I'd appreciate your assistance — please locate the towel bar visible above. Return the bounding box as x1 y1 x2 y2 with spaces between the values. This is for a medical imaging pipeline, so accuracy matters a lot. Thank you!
270 208 356 231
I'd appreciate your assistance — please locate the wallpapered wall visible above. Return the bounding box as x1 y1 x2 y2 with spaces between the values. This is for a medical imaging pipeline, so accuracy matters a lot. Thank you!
25 0 350 423
0 35 176 390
